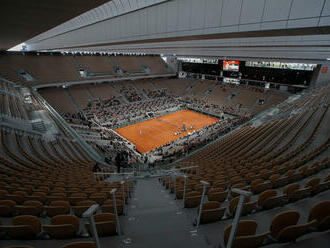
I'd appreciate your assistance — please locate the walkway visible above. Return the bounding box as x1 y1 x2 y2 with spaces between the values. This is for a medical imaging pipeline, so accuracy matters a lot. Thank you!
118 178 210 248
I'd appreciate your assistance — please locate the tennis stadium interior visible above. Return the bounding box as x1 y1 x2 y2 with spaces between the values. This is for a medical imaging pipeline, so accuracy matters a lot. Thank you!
0 1 330 248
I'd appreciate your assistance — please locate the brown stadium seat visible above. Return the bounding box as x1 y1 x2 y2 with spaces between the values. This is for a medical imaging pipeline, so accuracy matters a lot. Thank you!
269 174 287 188
101 199 124 215
44 201 70 217
60 242 96 248
231 183 248 197
0 189 8 199
89 192 107 205
319 174 330 192
305 178 321 195
199 201 225 224
184 191 201 208
229 196 256 216
207 188 228 203
213 180 228 189
43 215 80 239
85 213 117 236
283 183 310 202
257 190 287 210
6 191 27 204
175 186 184 199
25 192 47 204
72 200 97 217
0 199 16 216
270 210 316 243
224 220 269 248
0 215 41 239
250 179 271 194
15 200 43 216
68 193 88 206
308 201 330 231
46 193 66 202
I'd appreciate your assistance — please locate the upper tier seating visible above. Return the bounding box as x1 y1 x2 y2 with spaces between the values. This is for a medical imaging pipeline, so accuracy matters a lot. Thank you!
0 53 170 86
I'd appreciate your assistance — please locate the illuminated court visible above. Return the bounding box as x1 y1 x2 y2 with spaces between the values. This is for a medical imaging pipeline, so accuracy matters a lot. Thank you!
115 109 219 153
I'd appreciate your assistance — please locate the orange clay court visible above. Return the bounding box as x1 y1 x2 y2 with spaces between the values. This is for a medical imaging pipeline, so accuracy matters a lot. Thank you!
115 109 219 153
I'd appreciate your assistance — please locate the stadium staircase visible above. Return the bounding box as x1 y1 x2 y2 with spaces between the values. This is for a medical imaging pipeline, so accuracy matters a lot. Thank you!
110 85 130 104
120 178 211 248
31 89 107 164
85 86 95 99
66 88 83 112
107 57 119 72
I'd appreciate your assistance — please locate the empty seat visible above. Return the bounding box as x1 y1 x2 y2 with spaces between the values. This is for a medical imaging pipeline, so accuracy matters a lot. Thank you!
223 220 268 248
89 193 107 205
184 191 201 208
250 179 271 194
25 192 47 204
6 191 27 204
0 215 41 239
308 201 330 231
283 183 310 202
199 201 225 224
43 215 80 239
44 201 70 217
0 200 16 216
15 200 43 216
72 200 97 217
101 199 124 215
257 190 287 210
305 178 321 195
0 189 8 199
85 213 117 236
68 193 88 206
207 188 227 203
229 196 256 216
270 210 315 243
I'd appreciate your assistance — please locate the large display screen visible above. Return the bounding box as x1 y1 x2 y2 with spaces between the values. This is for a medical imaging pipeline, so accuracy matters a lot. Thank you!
223 60 239 71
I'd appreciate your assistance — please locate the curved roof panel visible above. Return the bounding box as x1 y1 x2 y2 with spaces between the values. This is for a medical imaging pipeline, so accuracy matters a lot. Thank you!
27 0 168 44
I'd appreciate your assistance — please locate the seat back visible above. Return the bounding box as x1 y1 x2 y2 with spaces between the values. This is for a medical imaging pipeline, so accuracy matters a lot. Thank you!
224 220 257 245
51 215 80 231
258 190 277 207
308 201 330 231
270 210 300 239
12 215 41 234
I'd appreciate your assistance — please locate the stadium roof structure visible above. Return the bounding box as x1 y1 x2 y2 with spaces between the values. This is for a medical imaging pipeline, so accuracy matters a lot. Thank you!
2 0 330 62
0 0 110 50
